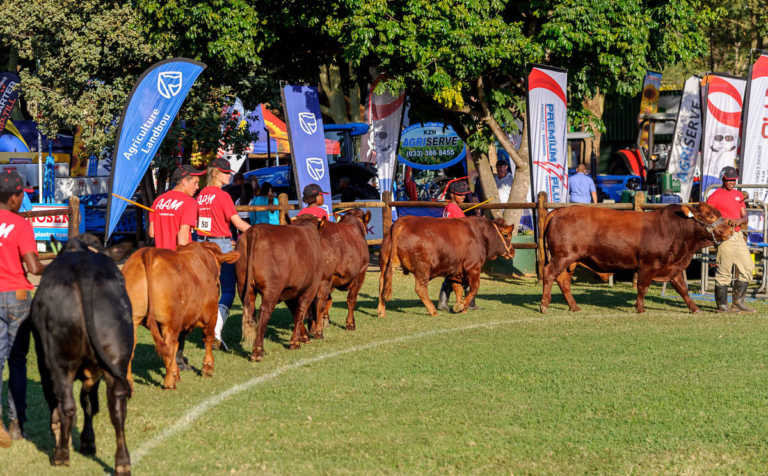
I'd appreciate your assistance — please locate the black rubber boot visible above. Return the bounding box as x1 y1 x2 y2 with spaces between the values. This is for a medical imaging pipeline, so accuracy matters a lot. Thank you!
731 281 756 313
714 285 731 313
438 280 451 311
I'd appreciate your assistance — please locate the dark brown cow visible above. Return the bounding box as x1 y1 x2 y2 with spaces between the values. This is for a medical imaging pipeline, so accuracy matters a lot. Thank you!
122 242 240 389
295 209 371 338
378 216 515 317
235 217 331 361
540 203 734 314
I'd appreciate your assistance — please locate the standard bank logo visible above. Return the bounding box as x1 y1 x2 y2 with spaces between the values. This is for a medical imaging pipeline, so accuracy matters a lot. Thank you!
157 71 183 99
298 112 317 135
306 157 325 180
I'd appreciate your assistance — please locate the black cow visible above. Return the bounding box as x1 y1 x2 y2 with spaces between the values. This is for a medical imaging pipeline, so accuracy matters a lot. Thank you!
31 235 133 475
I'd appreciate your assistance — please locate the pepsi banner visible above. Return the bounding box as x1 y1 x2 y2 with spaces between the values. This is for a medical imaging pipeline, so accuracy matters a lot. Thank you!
666 75 703 201
700 73 746 198
105 58 206 240
740 53 768 231
527 65 568 203
281 84 333 217
360 75 405 196
0 72 21 134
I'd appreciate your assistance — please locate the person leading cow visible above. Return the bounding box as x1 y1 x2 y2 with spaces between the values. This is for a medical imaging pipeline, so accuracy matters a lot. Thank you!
706 166 755 313
0 170 44 447
298 183 330 219
438 180 478 311
197 158 251 350
149 165 204 250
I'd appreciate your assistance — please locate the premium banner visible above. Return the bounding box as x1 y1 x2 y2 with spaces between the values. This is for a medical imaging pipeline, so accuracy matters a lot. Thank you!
105 58 206 240
666 75 703 201
527 65 568 203
638 71 663 149
281 84 333 217
0 72 21 134
700 73 746 198
740 53 768 232
360 75 405 197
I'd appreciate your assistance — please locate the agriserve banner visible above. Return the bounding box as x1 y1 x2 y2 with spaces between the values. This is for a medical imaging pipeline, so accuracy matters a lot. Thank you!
740 53 768 232
527 65 568 203
397 123 466 170
105 58 206 240
360 76 405 197
281 84 333 217
666 75 703 201
0 72 21 134
638 71 663 149
700 73 746 198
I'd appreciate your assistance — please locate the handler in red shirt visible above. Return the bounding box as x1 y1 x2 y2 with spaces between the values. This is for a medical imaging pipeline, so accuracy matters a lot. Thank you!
149 165 204 250
438 180 478 311
297 183 330 219
0 170 44 447
706 166 754 313
197 158 250 350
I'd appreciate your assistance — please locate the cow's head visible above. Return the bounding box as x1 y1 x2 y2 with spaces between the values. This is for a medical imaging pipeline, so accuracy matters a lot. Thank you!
337 209 371 237
487 218 516 260
680 203 734 243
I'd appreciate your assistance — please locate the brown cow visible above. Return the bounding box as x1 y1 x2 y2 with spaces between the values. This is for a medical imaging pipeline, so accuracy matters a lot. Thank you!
123 241 240 390
377 216 515 317
295 209 371 338
235 217 331 362
540 203 734 314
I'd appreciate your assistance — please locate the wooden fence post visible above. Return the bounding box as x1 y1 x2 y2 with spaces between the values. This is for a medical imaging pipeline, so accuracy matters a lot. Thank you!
278 193 289 225
68 195 80 238
382 191 393 237
631 191 645 288
536 191 548 281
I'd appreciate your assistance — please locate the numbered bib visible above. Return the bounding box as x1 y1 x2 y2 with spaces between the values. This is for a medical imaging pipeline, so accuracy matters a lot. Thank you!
198 216 212 232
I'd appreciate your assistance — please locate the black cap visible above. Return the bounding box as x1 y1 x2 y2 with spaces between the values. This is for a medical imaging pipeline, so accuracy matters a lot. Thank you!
0 170 24 194
721 166 739 181
172 164 205 183
302 183 328 204
209 158 232 174
448 180 470 196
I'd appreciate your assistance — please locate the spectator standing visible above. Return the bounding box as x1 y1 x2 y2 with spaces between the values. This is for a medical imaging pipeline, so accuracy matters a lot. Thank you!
249 182 279 225
495 159 514 203
569 163 597 203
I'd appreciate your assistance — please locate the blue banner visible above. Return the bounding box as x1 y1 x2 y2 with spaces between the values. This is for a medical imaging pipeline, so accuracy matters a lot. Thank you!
105 58 206 240
0 72 21 134
281 85 333 217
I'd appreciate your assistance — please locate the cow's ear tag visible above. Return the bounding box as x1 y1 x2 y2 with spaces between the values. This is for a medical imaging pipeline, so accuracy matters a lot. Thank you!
681 205 694 218
687 211 694 218
87 246 99 253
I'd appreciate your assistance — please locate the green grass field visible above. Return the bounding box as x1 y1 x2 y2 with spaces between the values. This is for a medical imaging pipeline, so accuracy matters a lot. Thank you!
1 271 767 475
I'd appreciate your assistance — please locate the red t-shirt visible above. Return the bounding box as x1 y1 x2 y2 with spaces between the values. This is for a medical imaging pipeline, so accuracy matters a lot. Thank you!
442 202 465 218
0 209 36 291
196 186 237 237
297 206 329 220
150 190 198 250
706 188 745 231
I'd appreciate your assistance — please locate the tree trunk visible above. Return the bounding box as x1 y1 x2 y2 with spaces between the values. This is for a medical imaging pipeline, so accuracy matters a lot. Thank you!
470 148 500 218
503 115 530 227
581 90 605 171
318 61 364 125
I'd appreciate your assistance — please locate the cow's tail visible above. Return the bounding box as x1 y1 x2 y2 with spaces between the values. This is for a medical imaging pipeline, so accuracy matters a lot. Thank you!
377 222 397 316
236 230 257 347
79 265 131 389
141 250 170 357
540 209 558 265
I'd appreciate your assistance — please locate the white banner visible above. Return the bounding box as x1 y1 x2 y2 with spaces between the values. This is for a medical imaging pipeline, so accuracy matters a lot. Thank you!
701 74 746 199
666 76 703 201
741 54 768 233
527 66 568 203
360 76 405 197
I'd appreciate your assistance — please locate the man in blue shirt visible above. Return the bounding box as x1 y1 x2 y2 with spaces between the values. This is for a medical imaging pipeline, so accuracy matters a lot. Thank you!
569 163 597 203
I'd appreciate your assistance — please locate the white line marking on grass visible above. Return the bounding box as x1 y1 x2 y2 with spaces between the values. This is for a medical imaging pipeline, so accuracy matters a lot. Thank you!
131 312 624 465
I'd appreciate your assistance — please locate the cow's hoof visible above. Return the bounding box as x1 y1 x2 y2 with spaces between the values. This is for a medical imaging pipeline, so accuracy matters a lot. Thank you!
689 307 700 314
250 349 264 362
539 305 548 314
300 335 310 343
115 464 131 476
202 366 214 378
53 449 70 466
310 332 324 339
346 323 356 331
79 441 96 455
568 306 581 312
289 342 301 350
162 382 176 390
323 318 330 328
452 304 466 314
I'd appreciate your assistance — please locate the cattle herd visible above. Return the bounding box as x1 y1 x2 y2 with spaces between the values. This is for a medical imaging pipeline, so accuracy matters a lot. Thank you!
26 204 735 475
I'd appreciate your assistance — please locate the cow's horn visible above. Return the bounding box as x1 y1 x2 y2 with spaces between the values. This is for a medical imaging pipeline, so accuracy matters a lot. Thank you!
681 205 694 218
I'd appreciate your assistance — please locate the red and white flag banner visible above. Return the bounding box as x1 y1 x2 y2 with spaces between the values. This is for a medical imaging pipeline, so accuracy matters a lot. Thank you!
740 54 768 232
360 75 405 197
700 74 746 199
666 75 703 202
527 65 568 203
